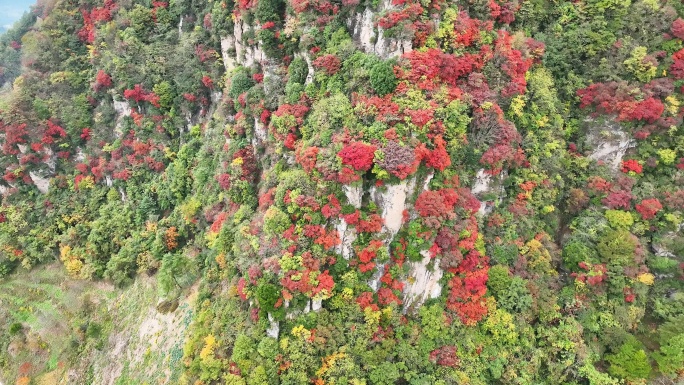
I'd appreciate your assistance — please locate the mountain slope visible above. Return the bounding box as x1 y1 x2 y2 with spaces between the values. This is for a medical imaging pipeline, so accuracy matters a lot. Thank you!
1 0 684 384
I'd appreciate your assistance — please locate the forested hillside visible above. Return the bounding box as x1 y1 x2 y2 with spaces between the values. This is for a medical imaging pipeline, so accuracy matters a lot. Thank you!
0 0 683 383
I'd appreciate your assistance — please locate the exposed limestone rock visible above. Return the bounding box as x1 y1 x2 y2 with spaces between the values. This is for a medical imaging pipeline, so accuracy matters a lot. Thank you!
113 100 131 137
335 219 356 260
29 172 49 194
253 117 267 148
378 181 408 237
263 64 282 96
266 313 279 339
285 299 311 319
421 172 434 192
374 27 412 59
211 91 222 105
234 20 265 68
350 8 376 53
367 181 409 292
471 169 492 195
471 169 505 216
311 299 322 311
220 35 237 72
347 0 413 59
304 53 315 85
586 118 635 172
403 251 443 309
368 263 385 292
652 231 683 258
344 184 363 208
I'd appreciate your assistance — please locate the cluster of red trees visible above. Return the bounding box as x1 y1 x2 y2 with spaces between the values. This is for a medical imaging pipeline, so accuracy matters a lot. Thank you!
579 82 666 124
572 262 608 286
78 0 116 43
281 253 335 301
124 84 161 108
338 142 377 172
269 103 310 149
312 54 341 76
93 70 113 92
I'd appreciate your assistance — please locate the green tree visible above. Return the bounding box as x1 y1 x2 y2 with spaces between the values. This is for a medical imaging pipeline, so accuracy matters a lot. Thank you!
597 230 638 267
369 60 398 96
153 81 176 111
605 338 652 381
487 264 512 297
229 70 255 98
653 333 684 378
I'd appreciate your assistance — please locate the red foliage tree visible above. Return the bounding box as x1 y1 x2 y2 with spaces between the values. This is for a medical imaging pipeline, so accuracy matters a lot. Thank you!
356 239 384 273
587 176 612 194
357 214 383 233
398 48 481 90
422 135 451 171
296 146 319 174
356 291 379 311
627 98 664 123
80 128 92 141
312 54 341 75
321 194 341 219
312 270 335 297
602 190 633 209
202 75 214 89
671 49 684 79
210 212 228 233
572 262 608 286
635 198 662 220
42 120 67 145
338 142 377 172
621 159 643 174
124 84 147 103
672 18 684 40
415 188 462 221
93 70 112 92
430 346 460 368
446 270 488 325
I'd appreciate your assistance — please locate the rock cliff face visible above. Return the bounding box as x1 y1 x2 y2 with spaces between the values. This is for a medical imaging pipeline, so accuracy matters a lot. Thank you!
347 0 413 59
586 118 635 172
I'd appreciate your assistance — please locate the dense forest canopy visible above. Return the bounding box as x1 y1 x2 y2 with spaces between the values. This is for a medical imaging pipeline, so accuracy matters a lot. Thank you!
0 0 683 384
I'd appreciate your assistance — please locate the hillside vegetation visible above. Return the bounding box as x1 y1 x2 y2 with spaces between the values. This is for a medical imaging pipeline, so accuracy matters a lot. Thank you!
0 0 684 384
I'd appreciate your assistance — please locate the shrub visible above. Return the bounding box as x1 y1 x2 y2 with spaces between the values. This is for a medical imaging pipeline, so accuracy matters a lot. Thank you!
9 322 23 335
369 60 398 96
255 0 284 23
597 230 638 266
562 240 597 270
605 210 634 229
256 283 284 319
653 334 684 378
487 264 512 297
229 70 255 98
606 338 652 381
288 57 309 85
264 206 290 236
